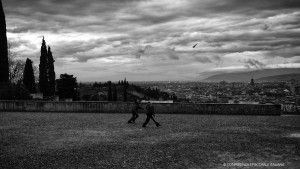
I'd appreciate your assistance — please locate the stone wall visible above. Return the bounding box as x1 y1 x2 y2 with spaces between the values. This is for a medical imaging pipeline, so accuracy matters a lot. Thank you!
0 101 281 115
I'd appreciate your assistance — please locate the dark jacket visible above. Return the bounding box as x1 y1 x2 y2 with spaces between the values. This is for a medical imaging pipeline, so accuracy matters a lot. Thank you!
133 102 143 112
145 103 154 115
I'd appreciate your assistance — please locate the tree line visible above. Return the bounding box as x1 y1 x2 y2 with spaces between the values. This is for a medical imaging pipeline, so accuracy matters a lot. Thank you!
83 78 129 102
0 0 78 101
82 79 177 102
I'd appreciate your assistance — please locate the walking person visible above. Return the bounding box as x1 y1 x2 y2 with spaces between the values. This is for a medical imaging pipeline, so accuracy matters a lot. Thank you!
142 102 161 127
128 99 143 123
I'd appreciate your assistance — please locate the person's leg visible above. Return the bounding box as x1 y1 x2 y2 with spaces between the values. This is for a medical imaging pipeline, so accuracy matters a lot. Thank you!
150 115 161 127
133 113 139 123
142 114 151 127
128 117 133 123
128 111 135 123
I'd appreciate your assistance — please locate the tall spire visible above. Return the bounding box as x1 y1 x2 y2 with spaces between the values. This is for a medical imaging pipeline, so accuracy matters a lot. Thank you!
250 77 255 86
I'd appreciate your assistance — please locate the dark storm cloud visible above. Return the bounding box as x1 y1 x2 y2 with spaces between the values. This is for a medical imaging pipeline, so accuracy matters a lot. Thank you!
3 0 143 34
70 52 129 63
5 0 300 40
134 45 152 59
7 20 63 33
193 46 266 55
3 0 300 80
4 0 300 31
266 47 300 58
4 0 295 34
121 11 180 25
242 59 266 69
215 0 300 10
4 0 300 18
249 39 300 48
52 38 106 56
168 27 300 58
202 30 300 44
134 45 180 60
187 0 300 16
3 0 136 16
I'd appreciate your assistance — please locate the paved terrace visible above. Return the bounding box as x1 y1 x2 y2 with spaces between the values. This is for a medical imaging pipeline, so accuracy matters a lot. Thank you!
0 112 299 168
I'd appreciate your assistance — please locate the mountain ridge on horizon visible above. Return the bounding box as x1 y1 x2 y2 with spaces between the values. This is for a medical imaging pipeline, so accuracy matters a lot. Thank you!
202 68 300 82
256 73 300 82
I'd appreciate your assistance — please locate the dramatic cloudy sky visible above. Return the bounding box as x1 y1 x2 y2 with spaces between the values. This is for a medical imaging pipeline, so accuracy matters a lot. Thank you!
3 0 300 81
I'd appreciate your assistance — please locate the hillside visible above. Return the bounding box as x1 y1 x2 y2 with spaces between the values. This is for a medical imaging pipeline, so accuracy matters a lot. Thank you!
203 68 300 82
256 73 300 82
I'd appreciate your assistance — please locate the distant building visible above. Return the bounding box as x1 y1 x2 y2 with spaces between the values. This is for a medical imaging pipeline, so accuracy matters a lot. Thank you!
250 78 255 86
30 93 43 100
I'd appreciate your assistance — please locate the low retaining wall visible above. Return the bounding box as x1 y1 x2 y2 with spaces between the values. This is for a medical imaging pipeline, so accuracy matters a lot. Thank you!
0 101 281 115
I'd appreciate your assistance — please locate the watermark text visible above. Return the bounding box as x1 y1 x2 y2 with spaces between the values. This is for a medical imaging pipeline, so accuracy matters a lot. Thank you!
223 163 285 167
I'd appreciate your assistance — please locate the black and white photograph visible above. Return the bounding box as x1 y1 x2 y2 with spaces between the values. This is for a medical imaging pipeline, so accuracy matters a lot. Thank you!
0 0 300 168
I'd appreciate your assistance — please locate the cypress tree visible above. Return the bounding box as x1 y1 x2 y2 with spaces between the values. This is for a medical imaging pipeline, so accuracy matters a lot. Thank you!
47 46 55 96
39 37 49 96
0 0 9 83
23 58 36 93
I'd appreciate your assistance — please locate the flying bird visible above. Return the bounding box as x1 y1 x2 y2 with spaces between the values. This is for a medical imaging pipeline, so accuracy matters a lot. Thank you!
193 43 198 48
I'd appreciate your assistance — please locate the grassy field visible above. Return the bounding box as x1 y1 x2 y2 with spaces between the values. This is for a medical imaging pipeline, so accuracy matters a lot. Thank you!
0 112 300 169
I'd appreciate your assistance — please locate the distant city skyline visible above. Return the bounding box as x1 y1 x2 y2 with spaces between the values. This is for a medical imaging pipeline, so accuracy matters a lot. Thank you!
3 0 300 81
